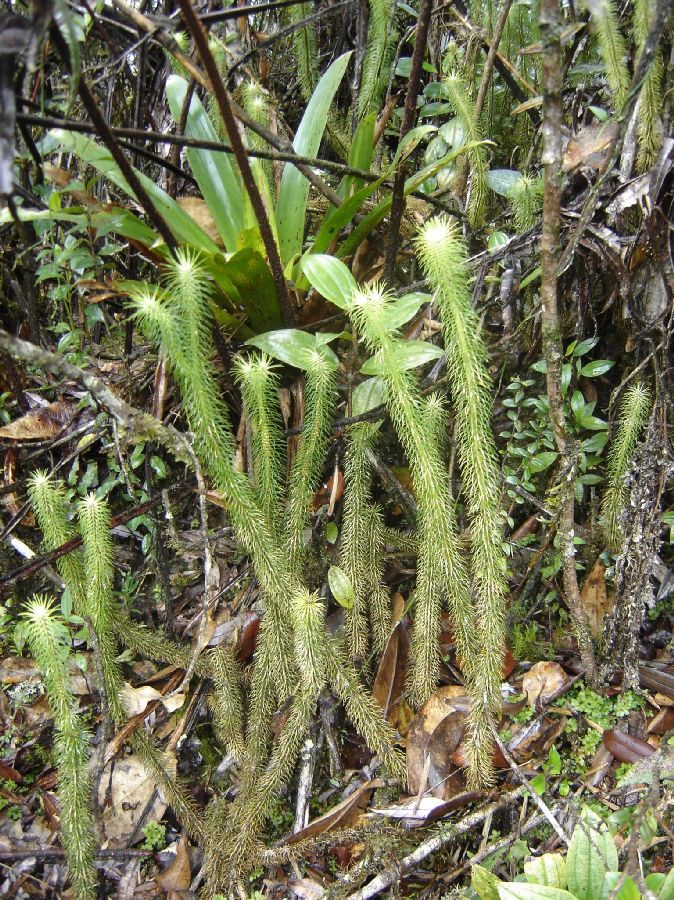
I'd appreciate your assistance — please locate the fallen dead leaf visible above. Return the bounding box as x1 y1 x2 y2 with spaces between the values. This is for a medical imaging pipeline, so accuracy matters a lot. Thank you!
580 559 615 637
406 686 469 800
603 729 656 763
373 616 410 724
284 778 383 845
522 661 567 707
289 878 325 899
0 400 76 441
1 654 93 695
99 749 177 847
121 682 185 717
156 832 191 898
176 197 223 247
563 122 618 174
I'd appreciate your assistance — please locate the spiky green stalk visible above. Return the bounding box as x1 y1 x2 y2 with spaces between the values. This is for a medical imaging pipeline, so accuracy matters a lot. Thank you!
444 72 487 229
415 216 508 785
27 471 87 613
291 590 328 694
602 382 652 552
507 176 544 232
341 423 391 657
348 286 477 710
290 2 318 102
286 350 338 574
234 353 286 537
634 0 664 172
585 0 630 112
208 644 246 760
22 597 96 900
357 0 398 117
77 494 126 725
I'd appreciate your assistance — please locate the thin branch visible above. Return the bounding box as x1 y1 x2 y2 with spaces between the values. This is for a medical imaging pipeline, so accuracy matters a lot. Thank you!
383 0 434 284
177 0 294 324
474 0 516 120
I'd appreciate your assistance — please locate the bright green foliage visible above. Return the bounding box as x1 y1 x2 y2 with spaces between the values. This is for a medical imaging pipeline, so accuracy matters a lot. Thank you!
233 353 286 537
507 175 544 232
357 0 397 118
78 494 126 725
348 284 477 716
341 423 391 656
415 216 507 784
208 644 246 761
240 81 275 191
291 591 328 694
585 0 630 111
21 597 96 900
286 350 338 573
27 471 87 613
444 72 487 228
601 382 651 552
290 2 319 102
634 0 664 172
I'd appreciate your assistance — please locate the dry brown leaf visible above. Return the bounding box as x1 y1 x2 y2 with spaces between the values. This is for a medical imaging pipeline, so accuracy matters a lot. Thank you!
284 778 383 845
176 197 223 247
289 878 326 899
0 654 92 694
580 559 615 637
648 706 674 734
99 749 177 847
563 123 618 174
603 729 656 763
406 686 469 799
522 661 567 707
372 619 410 724
121 683 185 717
156 832 191 898
0 400 76 441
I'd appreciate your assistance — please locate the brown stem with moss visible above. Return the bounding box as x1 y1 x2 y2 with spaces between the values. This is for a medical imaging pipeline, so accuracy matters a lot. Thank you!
539 0 596 682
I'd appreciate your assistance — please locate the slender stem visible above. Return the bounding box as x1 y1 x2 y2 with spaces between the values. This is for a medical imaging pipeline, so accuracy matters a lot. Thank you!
474 0 516 120
49 24 178 254
539 0 596 681
383 0 434 284
177 0 295 324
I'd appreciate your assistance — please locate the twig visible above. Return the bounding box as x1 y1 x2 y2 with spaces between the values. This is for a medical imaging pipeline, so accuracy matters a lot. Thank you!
383 0 434 284
487 704 570 846
539 0 596 680
474 0 515 120
177 0 294 325
342 787 527 899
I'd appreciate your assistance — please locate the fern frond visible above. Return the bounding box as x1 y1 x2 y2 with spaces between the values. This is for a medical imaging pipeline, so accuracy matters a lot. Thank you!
208 644 246 760
634 0 664 172
357 0 398 118
286 350 338 573
234 353 286 536
444 72 488 229
585 0 630 111
416 216 508 786
291 2 319 102
22 597 96 900
601 382 652 552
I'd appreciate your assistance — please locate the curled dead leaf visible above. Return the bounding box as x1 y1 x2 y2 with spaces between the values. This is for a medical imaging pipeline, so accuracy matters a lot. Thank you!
156 832 191 898
522 661 567 707
0 400 76 441
406 686 469 799
603 729 656 763
284 778 383 845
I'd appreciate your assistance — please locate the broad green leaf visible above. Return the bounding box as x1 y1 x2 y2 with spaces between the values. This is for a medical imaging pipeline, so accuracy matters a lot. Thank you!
571 337 599 357
325 521 338 544
567 807 618 900
352 377 386 416
578 414 608 431
524 855 567 888
488 231 512 251
659 869 674 900
328 565 354 609
528 451 558 473
360 341 444 375
302 255 357 309
276 52 352 264
209 248 283 333
472 864 502 900
342 113 376 194
571 391 585 417
384 293 431 330
393 124 437 165
166 75 243 252
50 130 219 253
498 885 576 900
602 874 639 900
645 874 665 895
246 329 339 370
337 141 487 260
579 360 615 378
581 432 609 452
487 168 522 196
